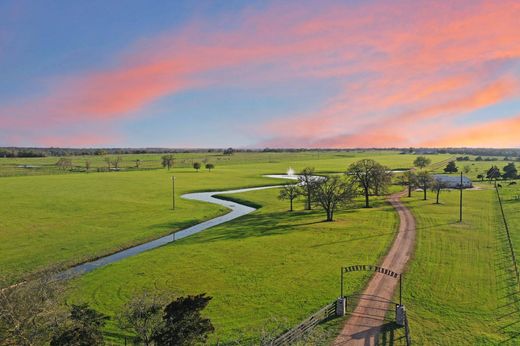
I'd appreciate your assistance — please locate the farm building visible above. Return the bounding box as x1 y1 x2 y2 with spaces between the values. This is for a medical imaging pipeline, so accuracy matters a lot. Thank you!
433 174 473 188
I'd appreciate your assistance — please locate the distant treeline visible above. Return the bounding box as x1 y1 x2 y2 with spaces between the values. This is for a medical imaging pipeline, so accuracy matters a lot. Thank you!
1 146 520 158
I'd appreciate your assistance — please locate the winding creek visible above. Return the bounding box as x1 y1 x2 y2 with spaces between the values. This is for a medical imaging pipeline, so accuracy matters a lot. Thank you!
60 174 298 279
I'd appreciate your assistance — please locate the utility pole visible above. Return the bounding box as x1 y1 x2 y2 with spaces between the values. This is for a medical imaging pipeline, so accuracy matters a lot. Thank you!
172 176 176 210
459 172 463 222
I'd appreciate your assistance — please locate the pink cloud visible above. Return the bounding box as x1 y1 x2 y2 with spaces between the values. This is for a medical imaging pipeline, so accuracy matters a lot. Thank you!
1 0 519 147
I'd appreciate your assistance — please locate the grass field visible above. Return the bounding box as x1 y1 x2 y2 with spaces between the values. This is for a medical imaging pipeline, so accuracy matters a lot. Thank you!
0 150 423 177
6 150 515 344
0 151 447 284
66 187 398 344
400 186 520 345
496 184 520 271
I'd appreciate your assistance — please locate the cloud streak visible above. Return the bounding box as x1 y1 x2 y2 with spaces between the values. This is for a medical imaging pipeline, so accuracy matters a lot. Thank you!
1 0 519 147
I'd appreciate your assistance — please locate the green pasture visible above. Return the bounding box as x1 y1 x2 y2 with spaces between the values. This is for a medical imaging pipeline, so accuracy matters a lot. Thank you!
0 150 438 177
497 184 520 270
0 151 449 284
400 186 520 345
67 187 398 344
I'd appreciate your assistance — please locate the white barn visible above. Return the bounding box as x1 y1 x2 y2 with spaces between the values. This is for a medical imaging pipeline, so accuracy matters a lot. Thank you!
433 174 473 188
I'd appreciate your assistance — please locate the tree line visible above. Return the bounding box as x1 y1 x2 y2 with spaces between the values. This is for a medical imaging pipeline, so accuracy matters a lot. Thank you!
278 159 393 221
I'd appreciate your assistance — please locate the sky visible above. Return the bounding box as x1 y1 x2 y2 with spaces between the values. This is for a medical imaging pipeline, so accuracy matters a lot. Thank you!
0 0 519 148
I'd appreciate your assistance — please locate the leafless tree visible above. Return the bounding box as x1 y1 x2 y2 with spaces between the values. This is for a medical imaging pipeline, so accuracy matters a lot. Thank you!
104 157 111 171
416 171 434 200
278 184 300 211
56 158 72 171
313 175 357 221
431 179 448 204
162 155 174 170
117 291 166 346
348 159 391 208
0 269 66 346
298 167 316 210
112 156 122 170
398 171 417 197
135 159 141 168
85 160 91 172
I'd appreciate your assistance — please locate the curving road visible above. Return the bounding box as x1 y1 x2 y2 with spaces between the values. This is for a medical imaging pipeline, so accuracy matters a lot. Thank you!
334 190 416 345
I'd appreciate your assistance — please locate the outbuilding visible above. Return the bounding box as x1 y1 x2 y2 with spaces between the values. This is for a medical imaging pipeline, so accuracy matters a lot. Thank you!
433 174 473 188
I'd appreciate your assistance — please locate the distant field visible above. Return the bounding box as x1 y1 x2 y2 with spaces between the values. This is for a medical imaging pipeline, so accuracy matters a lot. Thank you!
67 188 398 344
401 187 519 344
0 150 421 177
0 151 449 284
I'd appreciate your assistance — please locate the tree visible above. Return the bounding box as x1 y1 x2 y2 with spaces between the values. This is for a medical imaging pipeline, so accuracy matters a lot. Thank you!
162 155 174 170
56 158 72 171
443 161 458 173
152 294 214 345
431 179 448 204
372 164 393 196
413 156 431 169
297 167 317 210
487 166 501 186
416 171 434 200
0 269 66 346
135 159 141 168
205 163 214 172
117 291 165 346
312 176 357 221
51 304 109 346
193 162 201 172
278 184 299 211
112 156 123 170
104 157 111 170
85 160 91 172
348 159 391 208
223 148 234 155
398 171 417 197
503 162 518 180
477 174 485 181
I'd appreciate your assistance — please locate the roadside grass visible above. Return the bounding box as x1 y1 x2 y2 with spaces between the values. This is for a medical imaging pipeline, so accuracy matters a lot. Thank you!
67 188 398 344
400 187 520 345
0 152 449 284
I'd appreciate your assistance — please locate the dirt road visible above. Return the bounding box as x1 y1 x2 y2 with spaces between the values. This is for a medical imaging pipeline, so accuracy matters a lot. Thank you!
334 190 416 345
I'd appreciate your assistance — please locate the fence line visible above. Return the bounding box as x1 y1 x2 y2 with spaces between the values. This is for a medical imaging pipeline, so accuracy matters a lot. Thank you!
403 308 412 346
495 186 520 290
267 301 336 345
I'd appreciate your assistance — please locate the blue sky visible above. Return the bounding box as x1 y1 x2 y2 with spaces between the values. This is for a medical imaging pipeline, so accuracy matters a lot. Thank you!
0 0 519 148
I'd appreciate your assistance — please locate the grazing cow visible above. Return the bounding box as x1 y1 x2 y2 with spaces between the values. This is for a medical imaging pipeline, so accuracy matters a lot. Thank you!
508 181 517 185
497 183 503 188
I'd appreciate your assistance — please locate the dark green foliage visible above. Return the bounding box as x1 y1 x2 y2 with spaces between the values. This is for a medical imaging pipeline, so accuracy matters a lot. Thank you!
50 304 109 346
443 161 458 173
193 162 201 171
486 166 501 181
153 294 214 346
205 163 214 171
413 156 431 169
502 162 517 179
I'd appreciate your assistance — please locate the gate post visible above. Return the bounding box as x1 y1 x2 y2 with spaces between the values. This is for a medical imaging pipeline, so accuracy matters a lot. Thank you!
336 297 346 316
396 304 406 326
